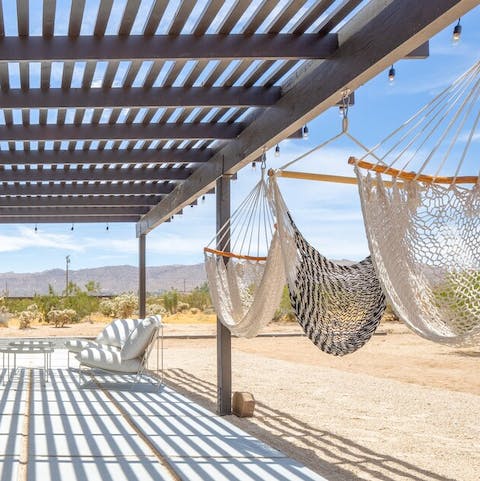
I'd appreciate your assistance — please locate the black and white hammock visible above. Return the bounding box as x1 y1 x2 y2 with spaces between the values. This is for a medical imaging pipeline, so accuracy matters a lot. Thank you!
269 175 386 356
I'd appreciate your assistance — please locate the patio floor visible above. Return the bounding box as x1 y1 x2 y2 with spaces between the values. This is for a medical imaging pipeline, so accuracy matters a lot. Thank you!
0 347 326 481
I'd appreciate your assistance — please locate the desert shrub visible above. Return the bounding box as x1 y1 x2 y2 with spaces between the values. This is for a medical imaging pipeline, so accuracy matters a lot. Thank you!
190 307 199 315
100 293 138 318
0 297 10 326
433 270 480 333
145 303 167 317
34 285 60 322
99 298 115 316
5 298 32 313
381 304 400 323
177 301 190 312
273 286 295 322
163 290 179 314
47 308 77 328
18 304 41 329
183 283 211 310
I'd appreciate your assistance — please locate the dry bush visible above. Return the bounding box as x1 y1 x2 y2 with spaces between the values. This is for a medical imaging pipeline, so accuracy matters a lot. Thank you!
18 304 41 329
146 303 166 317
47 308 77 328
99 294 138 318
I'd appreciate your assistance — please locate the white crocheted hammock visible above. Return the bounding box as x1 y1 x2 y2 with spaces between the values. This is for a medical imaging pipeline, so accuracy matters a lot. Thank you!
204 175 285 338
269 175 386 356
353 60 480 346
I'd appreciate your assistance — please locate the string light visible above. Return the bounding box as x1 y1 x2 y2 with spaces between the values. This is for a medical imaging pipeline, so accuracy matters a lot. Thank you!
34 224 37 233
274 144 280 157
302 125 309 139
251 160 256 169
106 223 109 231
453 19 462 43
71 223 74 231
388 65 395 83
201 195 206 203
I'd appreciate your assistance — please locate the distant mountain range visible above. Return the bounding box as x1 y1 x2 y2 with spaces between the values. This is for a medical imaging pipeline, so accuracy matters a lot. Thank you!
0 264 207 297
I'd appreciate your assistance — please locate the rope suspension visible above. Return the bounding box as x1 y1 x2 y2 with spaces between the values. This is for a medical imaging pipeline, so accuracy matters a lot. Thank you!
204 155 286 338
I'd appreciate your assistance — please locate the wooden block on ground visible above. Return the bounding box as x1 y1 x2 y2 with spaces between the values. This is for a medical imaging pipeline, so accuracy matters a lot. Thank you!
232 392 255 418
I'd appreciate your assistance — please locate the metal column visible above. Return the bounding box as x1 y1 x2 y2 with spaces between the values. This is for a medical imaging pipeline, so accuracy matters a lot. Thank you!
216 175 232 415
139 233 146 318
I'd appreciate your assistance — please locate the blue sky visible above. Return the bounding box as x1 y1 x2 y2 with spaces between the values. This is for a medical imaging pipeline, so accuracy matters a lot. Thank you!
0 3 479 274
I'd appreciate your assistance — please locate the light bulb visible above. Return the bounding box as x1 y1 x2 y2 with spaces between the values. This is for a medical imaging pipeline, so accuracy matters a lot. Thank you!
106 223 109 231
34 224 38 233
71 224 74 231
275 145 280 157
388 65 395 83
453 20 462 43
302 125 309 139
252 161 256 169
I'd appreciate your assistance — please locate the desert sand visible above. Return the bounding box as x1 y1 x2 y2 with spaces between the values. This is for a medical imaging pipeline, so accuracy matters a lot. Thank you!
2 319 479 480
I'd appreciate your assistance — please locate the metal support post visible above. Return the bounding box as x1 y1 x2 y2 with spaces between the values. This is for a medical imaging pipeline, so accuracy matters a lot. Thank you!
216 175 232 415
139 234 146 318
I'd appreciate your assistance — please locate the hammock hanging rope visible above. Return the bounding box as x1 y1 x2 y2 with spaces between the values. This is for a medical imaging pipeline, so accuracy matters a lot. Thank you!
352 60 480 346
204 162 285 338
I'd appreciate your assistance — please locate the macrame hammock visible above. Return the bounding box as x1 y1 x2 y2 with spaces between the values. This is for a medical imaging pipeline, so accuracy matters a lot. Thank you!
269 98 386 356
352 60 480 346
204 162 285 338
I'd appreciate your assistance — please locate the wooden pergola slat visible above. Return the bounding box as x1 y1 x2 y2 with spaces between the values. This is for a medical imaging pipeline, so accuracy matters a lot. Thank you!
0 122 244 141
0 34 339 61
0 147 212 165
0 195 162 207
0 215 141 223
0 182 174 196
0 206 150 217
0 166 192 183
0 86 281 109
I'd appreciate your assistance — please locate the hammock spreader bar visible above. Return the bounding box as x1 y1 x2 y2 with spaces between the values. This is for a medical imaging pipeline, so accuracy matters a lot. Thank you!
349 158 479 184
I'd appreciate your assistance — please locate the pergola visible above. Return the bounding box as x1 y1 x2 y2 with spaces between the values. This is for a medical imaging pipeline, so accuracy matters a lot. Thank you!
1 0 477 414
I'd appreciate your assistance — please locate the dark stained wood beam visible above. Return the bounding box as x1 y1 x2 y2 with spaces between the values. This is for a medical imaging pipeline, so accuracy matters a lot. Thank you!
0 182 174 196
137 0 478 236
0 34 338 61
0 166 192 182
0 206 149 217
0 148 213 165
0 195 162 207
0 87 281 109
0 215 140 223
0 123 244 141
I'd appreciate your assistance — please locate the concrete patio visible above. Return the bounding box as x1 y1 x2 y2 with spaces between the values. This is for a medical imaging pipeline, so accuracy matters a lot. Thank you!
0 347 326 481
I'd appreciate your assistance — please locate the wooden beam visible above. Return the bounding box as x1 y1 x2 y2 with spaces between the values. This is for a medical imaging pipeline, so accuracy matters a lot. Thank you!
0 206 149 216
0 87 281 109
137 0 478 236
405 41 430 59
0 182 174 196
0 148 213 165
0 34 338 61
0 123 244 142
0 215 140 224
0 166 192 182
0 195 162 207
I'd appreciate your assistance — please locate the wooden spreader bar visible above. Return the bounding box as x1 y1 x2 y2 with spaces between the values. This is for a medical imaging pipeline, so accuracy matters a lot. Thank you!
203 247 267 262
349 158 479 184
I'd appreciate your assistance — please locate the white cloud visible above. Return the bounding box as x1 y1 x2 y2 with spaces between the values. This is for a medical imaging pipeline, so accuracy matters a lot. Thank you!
0 227 83 253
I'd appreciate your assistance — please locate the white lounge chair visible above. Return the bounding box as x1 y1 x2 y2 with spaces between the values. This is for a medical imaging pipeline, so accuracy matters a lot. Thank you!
70 315 163 388
65 317 142 368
